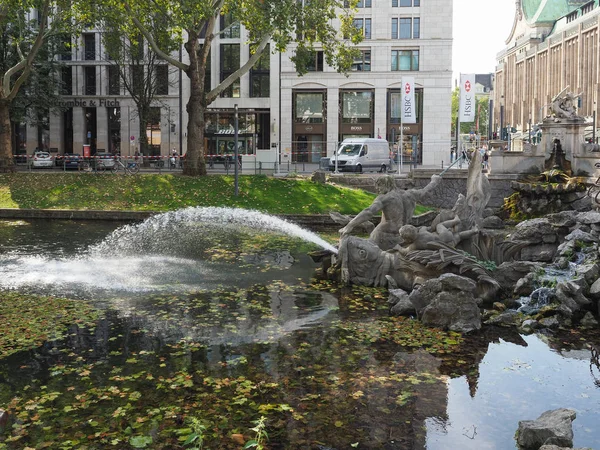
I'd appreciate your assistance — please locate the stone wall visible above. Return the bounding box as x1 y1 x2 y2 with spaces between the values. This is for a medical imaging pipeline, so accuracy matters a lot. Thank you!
329 170 516 211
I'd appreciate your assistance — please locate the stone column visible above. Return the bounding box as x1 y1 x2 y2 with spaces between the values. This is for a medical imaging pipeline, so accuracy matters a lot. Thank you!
49 112 63 154
326 87 339 157
96 107 108 152
73 107 85 153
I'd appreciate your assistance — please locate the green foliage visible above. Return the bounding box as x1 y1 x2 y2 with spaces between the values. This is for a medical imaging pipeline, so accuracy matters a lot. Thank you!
0 173 377 214
244 416 268 449
182 417 206 449
450 87 489 136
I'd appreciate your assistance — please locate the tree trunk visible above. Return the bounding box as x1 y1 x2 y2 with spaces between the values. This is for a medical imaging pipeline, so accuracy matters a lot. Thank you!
0 100 15 173
183 35 207 176
137 107 149 161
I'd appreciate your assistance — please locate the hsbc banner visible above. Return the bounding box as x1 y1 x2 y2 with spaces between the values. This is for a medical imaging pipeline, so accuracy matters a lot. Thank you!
459 73 475 123
401 77 416 124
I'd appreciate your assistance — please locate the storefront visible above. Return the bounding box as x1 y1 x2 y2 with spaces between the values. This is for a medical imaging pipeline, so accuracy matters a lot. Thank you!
292 90 327 163
204 109 270 157
387 88 423 164
339 90 374 141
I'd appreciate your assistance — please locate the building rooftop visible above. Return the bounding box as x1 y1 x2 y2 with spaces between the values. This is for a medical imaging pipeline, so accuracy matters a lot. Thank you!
522 0 585 24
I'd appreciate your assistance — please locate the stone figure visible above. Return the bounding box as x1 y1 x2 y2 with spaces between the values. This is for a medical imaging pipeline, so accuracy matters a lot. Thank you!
334 149 494 294
464 150 491 229
339 174 442 251
337 234 498 294
398 217 479 253
550 88 583 121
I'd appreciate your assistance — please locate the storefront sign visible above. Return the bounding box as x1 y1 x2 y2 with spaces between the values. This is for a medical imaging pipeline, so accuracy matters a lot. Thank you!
295 123 324 134
55 98 121 108
459 74 476 123
401 77 416 124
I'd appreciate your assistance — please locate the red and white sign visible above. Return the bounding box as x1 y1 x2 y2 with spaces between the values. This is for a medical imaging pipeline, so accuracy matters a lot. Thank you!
401 77 416 124
459 73 476 123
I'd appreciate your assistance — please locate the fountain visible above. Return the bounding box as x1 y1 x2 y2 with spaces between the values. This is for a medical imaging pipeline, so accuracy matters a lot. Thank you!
2 205 600 448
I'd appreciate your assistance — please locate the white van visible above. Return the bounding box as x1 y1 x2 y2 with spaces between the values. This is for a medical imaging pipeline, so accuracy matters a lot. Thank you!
329 138 392 173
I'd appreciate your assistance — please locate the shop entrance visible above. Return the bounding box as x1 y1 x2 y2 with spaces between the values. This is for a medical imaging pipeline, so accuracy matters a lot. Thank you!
293 134 324 163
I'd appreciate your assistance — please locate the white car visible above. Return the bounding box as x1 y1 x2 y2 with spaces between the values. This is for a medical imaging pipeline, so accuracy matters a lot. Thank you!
95 152 116 170
31 152 54 168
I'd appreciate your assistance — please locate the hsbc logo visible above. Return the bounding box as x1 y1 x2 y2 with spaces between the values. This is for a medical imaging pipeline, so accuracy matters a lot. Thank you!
404 83 411 94
464 80 471 92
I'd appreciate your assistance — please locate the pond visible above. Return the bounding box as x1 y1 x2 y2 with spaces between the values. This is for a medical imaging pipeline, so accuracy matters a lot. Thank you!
0 211 599 450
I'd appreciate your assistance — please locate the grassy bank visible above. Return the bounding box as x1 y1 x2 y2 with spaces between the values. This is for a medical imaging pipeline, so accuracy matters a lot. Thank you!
0 173 379 215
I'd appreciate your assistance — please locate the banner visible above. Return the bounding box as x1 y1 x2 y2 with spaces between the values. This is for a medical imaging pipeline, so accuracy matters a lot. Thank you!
401 77 416 124
459 73 476 123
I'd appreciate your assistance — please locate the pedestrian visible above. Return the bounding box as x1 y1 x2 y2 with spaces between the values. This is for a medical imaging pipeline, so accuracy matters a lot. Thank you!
483 151 489 171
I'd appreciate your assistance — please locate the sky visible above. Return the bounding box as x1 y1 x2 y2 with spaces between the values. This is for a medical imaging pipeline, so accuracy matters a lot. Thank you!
452 0 517 86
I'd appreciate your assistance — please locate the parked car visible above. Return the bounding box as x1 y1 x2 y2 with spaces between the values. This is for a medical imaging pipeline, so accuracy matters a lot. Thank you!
62 153 83 170
94 152 116 170
31 151 53 169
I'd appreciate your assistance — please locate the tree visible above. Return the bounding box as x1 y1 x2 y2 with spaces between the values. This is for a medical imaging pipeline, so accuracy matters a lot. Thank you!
451 87 489 142
106 0 361 176
101 26 179 159
0 0 89 172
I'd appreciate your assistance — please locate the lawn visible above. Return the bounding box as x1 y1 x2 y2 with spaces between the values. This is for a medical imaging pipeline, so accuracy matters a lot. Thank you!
0 173 380 215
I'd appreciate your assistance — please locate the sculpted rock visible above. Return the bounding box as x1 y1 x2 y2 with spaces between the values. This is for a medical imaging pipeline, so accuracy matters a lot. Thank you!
516 408 576 449
493 261 545 293
408 274 481 333
389 288 416 316
421 291 481 333
329 211 375 235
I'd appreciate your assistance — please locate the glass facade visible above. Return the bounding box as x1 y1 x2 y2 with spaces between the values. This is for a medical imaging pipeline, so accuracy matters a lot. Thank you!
341 91 373 124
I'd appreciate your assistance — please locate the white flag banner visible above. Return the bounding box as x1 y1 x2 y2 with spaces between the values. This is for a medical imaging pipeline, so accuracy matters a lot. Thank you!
401 77 416 124
459 73 476 123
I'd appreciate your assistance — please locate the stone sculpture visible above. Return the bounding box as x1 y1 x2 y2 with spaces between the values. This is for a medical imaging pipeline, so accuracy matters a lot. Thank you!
549 88 583 121
339 174 442 251
335 151 496 297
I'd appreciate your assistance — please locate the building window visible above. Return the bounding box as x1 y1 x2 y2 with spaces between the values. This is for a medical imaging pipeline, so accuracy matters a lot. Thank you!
413 17 420 38
131 35 144 60
83 33 95 60
108 66 120 95
108 107 121 154
220 44 240 97
59 35 71 61
202 44 211 93
307 51 324 72
294 92 324 123
344 0 372 7
156 65 169 95
250 44 270 98
353 18 372 39
146 107 161 156
351 50 371 71
391 49 419 71
393 0 420 6
60 67 72 95
389 88 422 124
220 13 240 39
392 17 419 39
84 66 96 95
131 65 144 96
341 91 373 124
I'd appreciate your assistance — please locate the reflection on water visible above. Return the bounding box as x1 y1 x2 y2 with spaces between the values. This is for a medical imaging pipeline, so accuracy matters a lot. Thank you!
1 219 600 449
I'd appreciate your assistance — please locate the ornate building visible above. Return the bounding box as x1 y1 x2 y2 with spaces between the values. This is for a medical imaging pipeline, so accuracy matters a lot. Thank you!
493 0 599 138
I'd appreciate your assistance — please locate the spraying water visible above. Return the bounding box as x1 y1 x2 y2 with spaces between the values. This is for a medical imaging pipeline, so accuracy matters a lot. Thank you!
88 206 338 256
0 208 336 296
